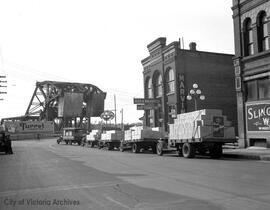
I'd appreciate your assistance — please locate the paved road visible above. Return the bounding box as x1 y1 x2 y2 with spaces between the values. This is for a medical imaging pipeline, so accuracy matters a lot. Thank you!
0 139 270 210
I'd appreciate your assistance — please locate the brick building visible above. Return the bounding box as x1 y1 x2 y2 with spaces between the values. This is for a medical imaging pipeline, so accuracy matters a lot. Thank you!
141 38 237 132
232 0 270 148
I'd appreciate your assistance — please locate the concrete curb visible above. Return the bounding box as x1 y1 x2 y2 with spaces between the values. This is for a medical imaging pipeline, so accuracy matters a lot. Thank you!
223 152 270 161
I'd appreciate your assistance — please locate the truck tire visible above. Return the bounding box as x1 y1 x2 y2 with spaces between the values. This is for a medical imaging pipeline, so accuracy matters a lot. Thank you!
65 140 68 145
132 143 140 153
209 144 223 159
156 142 163 156
182 143 195 158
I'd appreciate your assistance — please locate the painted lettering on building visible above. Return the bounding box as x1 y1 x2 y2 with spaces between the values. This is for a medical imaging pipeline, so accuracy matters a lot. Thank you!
179 74 186 113
246 103 270 132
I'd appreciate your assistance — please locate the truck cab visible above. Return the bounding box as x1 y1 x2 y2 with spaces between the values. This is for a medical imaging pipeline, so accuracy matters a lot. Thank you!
57 127 86 145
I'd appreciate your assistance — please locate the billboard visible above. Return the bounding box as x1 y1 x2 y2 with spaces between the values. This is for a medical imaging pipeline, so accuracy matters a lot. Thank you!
246 102 270 132
4 121 54 133
58 92 83 117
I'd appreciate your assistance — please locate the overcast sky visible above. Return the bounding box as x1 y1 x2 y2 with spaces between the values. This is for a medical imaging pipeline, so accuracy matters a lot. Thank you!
0 0 235 124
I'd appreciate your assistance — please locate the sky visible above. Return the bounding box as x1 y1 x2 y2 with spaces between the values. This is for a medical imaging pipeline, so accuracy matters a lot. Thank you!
0 0 235 124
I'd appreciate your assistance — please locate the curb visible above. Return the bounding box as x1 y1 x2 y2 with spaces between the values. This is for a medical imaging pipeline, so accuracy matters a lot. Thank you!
223 153 270 161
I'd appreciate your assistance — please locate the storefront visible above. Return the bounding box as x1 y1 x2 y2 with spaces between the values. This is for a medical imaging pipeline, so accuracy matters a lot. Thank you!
232 0 270 148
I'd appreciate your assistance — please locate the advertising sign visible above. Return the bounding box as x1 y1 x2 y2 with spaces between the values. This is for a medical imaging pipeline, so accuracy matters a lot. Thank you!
133 98 160 104
137 104 159 110
246 102 270 132
4 121 54 133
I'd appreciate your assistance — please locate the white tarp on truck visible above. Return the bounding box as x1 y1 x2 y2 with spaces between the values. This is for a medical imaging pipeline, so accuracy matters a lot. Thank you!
124 126 167 141
169 109 235 140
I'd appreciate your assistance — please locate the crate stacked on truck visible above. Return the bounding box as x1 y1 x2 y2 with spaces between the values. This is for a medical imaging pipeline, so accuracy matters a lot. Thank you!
120 126 167 153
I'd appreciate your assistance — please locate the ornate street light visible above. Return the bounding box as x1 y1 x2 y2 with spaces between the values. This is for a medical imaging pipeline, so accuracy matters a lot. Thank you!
186 83 205 111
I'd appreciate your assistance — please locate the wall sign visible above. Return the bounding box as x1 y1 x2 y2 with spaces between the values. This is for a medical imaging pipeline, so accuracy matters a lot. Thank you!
179 74 186 113
246 102 270 132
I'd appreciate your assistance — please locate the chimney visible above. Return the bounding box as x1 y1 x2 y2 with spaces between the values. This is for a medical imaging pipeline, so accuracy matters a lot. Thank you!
189 42 197 51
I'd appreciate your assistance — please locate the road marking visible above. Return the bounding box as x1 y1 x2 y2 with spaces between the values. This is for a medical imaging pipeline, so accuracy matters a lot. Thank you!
0 181 125 197
104 194 131 209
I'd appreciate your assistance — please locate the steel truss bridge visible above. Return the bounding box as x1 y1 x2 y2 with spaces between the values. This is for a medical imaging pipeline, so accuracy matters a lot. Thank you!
1 81 106 131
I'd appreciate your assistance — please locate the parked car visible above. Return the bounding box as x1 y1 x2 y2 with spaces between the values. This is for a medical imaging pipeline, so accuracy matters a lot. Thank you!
0 131 13 155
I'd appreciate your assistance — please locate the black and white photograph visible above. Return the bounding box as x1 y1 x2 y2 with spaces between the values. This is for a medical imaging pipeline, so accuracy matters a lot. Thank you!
0 0 270 209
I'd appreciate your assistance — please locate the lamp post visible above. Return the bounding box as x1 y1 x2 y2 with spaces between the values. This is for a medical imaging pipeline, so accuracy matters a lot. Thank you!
186 83 205 111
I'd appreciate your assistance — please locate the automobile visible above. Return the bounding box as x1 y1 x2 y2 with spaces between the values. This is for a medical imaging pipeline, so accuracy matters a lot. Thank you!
0 131 13 155
57 127 86 145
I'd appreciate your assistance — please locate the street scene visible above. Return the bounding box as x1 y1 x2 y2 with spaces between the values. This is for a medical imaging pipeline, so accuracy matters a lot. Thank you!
1 0 270 209
1 139 270 210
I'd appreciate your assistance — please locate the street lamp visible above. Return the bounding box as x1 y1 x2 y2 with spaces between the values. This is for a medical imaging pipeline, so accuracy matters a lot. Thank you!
186 83 205 111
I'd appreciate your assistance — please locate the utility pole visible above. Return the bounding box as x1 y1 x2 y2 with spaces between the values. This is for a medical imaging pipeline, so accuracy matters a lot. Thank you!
114 94 117 127
120 108 124 131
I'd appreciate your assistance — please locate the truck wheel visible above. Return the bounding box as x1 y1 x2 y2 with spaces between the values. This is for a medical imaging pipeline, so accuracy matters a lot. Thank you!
156 142 163 156
182 143 195 158
132 143 140 153
65 140 68 145
69 140 72 145
209 144 223 159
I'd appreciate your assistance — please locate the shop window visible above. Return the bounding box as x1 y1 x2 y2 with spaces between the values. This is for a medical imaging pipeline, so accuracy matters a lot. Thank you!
154 74 163 97
258 77 270 99
244 18 254 56
146 78 153 98
165 68 175 94
257 11 269 52
246 80 257 101
246 77 270 101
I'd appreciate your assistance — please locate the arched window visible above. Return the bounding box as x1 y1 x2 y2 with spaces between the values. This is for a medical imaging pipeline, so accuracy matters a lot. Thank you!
154 73 162 97
257 11 269 52
244 18 254 56
165 68 175 94
146 78 153 98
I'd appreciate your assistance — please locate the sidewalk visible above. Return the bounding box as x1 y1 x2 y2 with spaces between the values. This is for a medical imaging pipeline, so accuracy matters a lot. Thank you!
223 146 270 161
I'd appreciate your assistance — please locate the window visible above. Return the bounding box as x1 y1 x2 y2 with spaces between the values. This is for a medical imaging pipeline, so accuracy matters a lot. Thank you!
165 68 175 94
258 78 270 99
146 78 153 98
154 74 162 97
258 12 269 52
246 77 270 101
244 18 254 56
246 80 257 101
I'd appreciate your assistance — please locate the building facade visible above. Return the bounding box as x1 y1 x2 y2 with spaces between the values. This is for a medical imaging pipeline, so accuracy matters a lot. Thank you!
232 0 270 148
141 38 237 133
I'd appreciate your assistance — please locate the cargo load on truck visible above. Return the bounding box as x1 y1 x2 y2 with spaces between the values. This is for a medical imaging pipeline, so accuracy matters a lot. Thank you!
121 126 167 153
124 126 166 141
157 109 236 158
169 109 235 141
98 130 124 150
85 130 101 147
